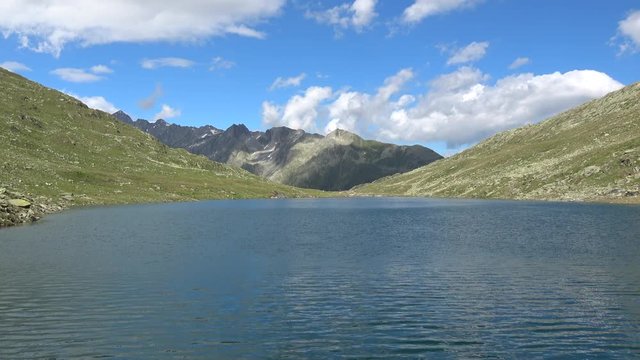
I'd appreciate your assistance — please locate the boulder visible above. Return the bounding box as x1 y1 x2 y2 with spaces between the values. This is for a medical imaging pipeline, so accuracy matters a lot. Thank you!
8 198 31 208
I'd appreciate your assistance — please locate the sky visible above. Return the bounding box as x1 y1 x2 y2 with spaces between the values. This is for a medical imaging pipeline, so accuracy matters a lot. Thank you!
1 0 639 155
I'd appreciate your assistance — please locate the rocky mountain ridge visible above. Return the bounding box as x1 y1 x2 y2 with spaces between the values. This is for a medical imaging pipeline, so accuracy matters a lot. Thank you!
113 111 443 191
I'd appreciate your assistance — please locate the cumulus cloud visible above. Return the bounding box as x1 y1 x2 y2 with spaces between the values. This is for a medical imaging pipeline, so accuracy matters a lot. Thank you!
210 57 236 71
446 41 489 65
263 69 413 134
138 84 163 109
325 69 415 133
509 57 531 70
65 91 118 113
0 61 31 73
262 86 333 131
154 104 181 120
0 0 285 56
270 73 307 90
262 67 623 149
141 57 195 70
51 68 103 83
615 10 640 53
382 68 623 147
402 0 479 24
307 0 377 33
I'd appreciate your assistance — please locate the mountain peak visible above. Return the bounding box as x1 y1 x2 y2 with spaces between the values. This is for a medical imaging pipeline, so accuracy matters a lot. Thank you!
225 123 250 136
326 128 361 143
112 110 134 125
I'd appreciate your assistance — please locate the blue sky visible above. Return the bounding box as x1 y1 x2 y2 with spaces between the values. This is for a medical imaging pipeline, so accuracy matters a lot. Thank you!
1 0 639 154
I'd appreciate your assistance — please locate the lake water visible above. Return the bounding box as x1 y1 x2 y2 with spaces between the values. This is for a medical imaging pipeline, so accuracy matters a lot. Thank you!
0 198 639 359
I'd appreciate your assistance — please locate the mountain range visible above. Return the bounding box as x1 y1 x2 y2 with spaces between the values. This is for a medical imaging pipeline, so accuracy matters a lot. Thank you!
113 111 443 191
354 82 640 203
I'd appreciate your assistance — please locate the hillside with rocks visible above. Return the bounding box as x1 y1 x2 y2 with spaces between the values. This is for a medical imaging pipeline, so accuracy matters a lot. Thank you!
353 82 640 203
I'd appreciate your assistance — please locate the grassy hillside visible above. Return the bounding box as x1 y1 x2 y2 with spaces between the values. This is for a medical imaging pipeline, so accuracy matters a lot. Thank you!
354 82 640 203
0 68 322 214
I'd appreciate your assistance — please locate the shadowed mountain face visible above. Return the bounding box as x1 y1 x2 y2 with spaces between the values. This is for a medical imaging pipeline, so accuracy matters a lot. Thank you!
354 83 640 203
113 111 443 191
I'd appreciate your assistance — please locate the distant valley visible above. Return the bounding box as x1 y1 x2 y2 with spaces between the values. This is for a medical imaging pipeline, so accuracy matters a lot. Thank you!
113 111 442 191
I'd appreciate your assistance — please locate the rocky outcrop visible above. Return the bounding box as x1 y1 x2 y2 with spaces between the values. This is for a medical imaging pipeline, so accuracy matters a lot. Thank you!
0 187 65 228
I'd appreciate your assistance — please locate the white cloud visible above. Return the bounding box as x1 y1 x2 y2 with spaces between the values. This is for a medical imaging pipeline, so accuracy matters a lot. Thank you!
326 69 414 133
377 68 414 100
446 41 489 65
65 92 118 113
90 64 113 74
79 96 118 113
262 67 623 149
262 101 281 126
616 10 640 53
383 68 623 147
51 68 103 83
138 84 163 110
141 57 195 70
226 24 267 39
351 0 378 29
429 66 487 91
154 104 181 120
0 0 285 56
270 73 307 90
263 69 414 134
0 61 31 73
403 0 479 24
307 0 377 33
509 57 531 70
262 86 333 131
210 57 236 71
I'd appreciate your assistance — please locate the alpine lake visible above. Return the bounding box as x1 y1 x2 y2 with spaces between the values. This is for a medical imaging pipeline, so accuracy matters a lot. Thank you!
1 198 639 359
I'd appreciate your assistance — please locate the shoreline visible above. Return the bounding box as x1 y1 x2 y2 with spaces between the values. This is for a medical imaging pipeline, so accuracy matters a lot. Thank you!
3 188 638 230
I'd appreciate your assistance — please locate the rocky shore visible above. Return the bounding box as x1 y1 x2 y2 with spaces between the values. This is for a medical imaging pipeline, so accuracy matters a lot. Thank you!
0 187 65 228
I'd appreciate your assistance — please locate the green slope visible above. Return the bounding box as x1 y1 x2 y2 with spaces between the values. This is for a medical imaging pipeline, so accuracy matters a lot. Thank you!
0 68 322 212
353 82 640 203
